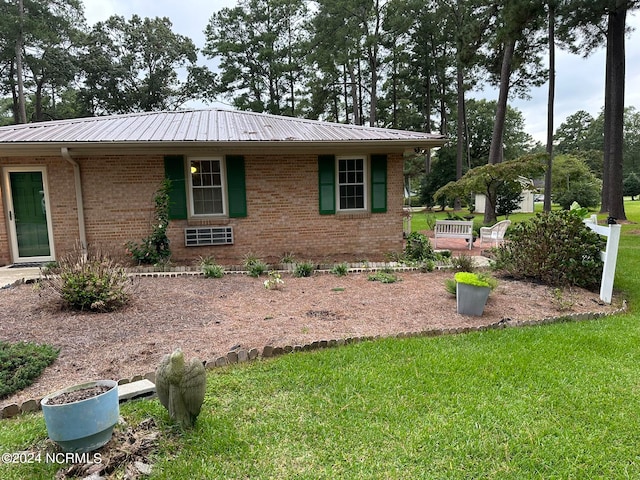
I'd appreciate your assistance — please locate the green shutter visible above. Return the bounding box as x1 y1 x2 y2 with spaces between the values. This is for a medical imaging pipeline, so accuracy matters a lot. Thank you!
226 155 247 218
318 155 336 214
163 155 187 220
370 154 387 213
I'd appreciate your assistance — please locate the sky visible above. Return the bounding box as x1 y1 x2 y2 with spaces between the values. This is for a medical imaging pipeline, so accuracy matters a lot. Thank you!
82 0 640 143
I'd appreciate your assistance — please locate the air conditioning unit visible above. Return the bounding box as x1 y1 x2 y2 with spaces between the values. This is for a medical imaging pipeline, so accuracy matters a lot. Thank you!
184 226 233 247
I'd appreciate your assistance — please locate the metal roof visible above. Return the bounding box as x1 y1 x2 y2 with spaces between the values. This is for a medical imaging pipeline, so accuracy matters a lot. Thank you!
0 109 447 155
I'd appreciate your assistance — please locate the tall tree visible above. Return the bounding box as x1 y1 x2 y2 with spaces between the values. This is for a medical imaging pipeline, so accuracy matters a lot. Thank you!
204 0 309 116
80 15 204 115
308 0 387 125
0 0 85 123
602 0 628 220
544 0 556 212
559 0 640 220
484 0 547 223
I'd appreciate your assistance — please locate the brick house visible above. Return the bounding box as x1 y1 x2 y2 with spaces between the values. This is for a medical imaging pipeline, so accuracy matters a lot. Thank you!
0 109 446 266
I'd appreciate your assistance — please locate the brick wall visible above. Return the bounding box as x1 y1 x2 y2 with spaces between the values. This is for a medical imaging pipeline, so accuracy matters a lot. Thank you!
0 152 405 266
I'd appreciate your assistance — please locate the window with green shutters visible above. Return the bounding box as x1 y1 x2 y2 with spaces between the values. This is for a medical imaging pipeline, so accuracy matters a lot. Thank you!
163 155 247 219
318 154 387 214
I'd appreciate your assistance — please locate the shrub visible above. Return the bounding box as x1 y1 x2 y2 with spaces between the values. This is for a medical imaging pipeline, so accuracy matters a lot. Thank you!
623 172 640 200
331 263 349 276
455 271 491 288
199 255 225 278
243 254 268 277
451 254 476 272
404 232 435 262
368 270 399 283
0 341 59 399
493 210 604 289
264 271 284 290
126 179 172 265
202 263 225 278
42 247 134 312
496 179 524 217
294 261 315 278
280 252 296 264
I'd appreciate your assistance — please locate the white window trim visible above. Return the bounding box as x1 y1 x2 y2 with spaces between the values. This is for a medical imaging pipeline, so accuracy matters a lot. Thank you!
187 156 228 218
336 155 369 212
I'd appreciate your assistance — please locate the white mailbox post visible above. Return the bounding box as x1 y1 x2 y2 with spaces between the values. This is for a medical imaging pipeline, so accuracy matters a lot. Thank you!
583 215 621 304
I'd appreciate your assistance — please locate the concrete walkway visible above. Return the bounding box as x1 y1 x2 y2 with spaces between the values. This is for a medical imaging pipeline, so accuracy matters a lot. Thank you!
0 265 41 288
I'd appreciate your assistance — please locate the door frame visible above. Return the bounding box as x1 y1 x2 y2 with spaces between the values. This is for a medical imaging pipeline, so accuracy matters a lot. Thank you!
2 166 56 263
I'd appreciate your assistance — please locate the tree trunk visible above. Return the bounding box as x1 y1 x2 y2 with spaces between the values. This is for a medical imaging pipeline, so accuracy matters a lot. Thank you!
544 3 555 213
488 38 515 167
605 2 627 221
485 39 515 224
455 62 465 211
15 0 27 124
425 62 432 174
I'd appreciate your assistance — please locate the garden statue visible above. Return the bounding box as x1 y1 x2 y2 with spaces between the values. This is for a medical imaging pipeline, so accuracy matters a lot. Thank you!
155 348 206 428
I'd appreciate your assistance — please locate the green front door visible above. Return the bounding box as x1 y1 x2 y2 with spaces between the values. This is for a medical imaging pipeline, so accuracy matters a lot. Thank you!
9 171 51 258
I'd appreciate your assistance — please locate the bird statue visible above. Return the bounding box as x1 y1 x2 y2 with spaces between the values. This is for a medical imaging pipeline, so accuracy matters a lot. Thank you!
155 348 206 428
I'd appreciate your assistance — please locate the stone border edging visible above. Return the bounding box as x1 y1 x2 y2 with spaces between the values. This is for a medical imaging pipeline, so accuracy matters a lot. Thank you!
1 300 627 420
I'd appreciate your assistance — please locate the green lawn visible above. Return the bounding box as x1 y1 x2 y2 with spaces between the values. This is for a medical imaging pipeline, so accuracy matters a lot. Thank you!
2 201 640 479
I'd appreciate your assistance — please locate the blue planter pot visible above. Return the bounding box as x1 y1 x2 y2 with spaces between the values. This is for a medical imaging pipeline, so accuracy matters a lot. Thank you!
456 282 491 316
41 380 119 453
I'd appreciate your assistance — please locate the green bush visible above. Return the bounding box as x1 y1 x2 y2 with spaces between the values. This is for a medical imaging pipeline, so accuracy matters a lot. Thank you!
243 254 268 277
331 262 349 276
199 255 225 278
368 270 399 283
451 254 476 272
493 210 604 289
0 341 59 399
404 232 435 262
202 263 225 278
42 247 134 312
293 261 315 278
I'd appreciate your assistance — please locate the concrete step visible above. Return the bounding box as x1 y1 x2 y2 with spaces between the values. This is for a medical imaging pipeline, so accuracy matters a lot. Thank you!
117 379 156 402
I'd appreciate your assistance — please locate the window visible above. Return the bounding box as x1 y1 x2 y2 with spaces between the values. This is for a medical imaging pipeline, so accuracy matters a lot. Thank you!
337 156 366 211
317 154 387 215
190 158 225 216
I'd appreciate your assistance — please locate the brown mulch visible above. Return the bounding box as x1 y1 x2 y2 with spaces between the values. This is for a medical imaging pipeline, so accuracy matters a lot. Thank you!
0 269 622 409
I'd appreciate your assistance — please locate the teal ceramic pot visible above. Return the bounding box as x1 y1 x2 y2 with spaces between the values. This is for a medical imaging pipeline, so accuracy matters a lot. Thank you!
456 282 491 316
41 380 119 453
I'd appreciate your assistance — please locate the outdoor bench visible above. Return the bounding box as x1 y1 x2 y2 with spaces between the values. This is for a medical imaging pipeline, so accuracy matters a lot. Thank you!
433 220 474 250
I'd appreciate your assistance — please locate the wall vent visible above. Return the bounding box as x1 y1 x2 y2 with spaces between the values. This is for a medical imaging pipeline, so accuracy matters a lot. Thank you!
185 226 233 247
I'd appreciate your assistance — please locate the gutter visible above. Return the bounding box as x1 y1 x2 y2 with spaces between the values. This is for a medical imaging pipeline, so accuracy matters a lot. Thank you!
61 147 87 257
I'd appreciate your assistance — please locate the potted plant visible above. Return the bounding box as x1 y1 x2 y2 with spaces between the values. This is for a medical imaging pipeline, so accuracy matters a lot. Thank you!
454 271 497 316
41 380 119 453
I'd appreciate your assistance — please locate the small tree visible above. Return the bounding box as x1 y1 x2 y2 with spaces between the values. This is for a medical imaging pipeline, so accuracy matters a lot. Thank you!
623 172 640 200
434 154 545 224
495 179 524 218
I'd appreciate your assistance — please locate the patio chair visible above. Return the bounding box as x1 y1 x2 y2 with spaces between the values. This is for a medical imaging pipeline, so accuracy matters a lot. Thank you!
479 220 511 247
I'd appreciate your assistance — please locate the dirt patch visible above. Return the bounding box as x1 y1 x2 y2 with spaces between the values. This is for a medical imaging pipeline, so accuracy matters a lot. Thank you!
44 385 111 406
50 417 159 479
0 270 622 408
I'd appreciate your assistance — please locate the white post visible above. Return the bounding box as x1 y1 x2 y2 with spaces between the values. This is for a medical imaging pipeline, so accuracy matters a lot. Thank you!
583 215 621 304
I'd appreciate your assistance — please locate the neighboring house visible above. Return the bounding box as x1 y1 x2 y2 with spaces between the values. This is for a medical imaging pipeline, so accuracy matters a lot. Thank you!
0 109 446 266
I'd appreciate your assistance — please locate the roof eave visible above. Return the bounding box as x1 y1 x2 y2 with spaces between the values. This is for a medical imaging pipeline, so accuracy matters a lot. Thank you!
0 138 448 157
